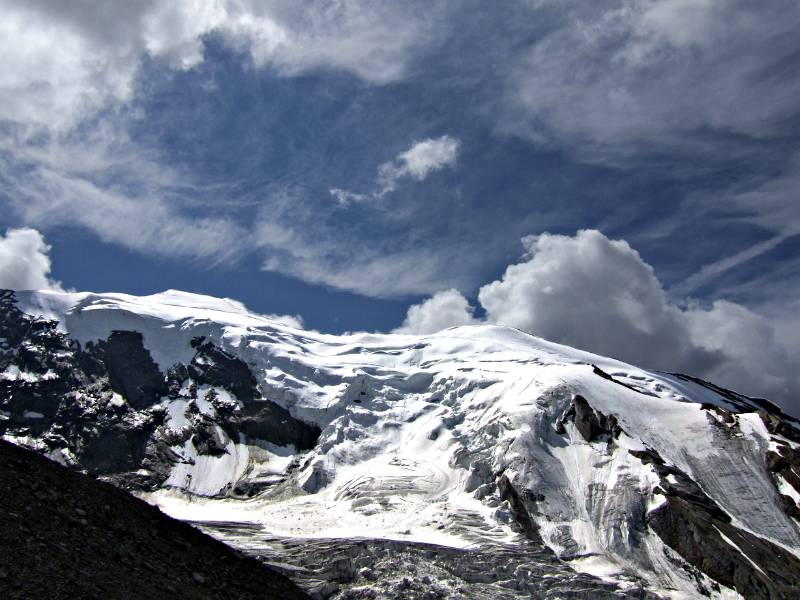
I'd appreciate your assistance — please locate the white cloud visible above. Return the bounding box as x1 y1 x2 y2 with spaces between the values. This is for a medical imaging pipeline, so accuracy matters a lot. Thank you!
0 0 220 131
399 230 799 406
233 1 436 83
505 1 800 155
394 289 477 334
0 0 446 280
384 136 460 181
376 136 460 197
329 188 369 206
332 135 460 205
0 0 432 132
477 230 719 372
259 226 471 298
0 228 62 291
1 134 250 264
684 300 795 402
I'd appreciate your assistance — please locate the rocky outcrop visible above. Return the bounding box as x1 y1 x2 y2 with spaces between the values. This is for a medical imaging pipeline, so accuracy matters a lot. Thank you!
0 291 86 427
555 394 623 442
648 493 800 599
637 445 800 599
182 336 321 451
233 401 321 451
188 336 261 402
101 331 168 410
759 411 800 522
496 474 542 543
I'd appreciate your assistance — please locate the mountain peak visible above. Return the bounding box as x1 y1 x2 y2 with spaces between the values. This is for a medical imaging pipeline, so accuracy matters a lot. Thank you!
2 287 799 599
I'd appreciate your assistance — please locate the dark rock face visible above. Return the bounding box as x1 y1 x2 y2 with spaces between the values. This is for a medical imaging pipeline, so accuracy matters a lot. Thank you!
591 365 649 395
638 445 800 600
0 437 310 600
192 418 230 457
234 401 321 451
496 474 542 543
761 410 800 444
556 394 623 442
0 290 86 425
0 290 320 493
627 448 664 466
0 291 158 475
102 330 168 410
189 336 260 403
648 495 800 600
759 411 800 522
182 336 321 452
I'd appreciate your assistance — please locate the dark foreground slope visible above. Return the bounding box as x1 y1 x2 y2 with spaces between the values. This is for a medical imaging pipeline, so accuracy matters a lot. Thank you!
0 438 310 600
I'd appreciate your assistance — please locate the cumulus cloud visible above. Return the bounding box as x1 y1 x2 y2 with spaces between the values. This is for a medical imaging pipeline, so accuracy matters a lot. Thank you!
477 230 720 372
398 230 798 406
0 228 62 291
1 0 219 131
683 300 795 402
395 289 477 334
331 136 460 205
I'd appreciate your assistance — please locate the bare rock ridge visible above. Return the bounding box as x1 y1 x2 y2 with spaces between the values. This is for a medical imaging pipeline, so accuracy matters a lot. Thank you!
2 288 800 599
667 372 800 426
0 436 309 599
558 394 800 599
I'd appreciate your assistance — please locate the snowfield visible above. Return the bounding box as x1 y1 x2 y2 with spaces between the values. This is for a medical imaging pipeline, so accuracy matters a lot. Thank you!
11 289 800 599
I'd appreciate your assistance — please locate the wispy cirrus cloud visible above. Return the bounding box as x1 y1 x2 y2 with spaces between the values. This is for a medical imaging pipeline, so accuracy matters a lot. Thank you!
502 0 800 159
254 194 476 298
0 121 249 264
0 0 441 276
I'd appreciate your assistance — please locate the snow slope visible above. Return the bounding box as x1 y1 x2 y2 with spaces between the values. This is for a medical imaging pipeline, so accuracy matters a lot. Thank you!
10 289 800 599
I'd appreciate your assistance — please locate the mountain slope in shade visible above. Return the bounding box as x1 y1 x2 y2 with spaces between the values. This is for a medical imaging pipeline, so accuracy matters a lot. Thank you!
2 288 800 599
0 437 310 599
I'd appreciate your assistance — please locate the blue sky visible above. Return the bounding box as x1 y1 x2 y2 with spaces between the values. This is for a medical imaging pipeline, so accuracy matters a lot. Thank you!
0 1 799 408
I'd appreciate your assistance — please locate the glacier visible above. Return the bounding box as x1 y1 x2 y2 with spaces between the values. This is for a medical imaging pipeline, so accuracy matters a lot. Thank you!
2 288 800 599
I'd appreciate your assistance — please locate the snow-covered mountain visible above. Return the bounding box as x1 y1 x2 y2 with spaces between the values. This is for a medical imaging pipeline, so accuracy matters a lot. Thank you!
2 288 799 599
